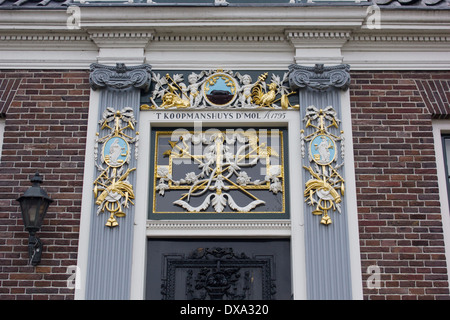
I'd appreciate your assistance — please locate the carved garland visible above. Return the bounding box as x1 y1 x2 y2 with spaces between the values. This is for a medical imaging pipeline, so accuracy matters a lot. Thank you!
301 105 345 225
154 128 284 214
93 107 139 227
141 69 299 110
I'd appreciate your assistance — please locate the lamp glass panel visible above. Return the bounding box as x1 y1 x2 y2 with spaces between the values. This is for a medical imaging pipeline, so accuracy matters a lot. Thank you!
20 197 48 230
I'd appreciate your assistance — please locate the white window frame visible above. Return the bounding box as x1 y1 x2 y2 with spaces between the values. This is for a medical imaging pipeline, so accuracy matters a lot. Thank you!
432 120 450 276
0 117 4 162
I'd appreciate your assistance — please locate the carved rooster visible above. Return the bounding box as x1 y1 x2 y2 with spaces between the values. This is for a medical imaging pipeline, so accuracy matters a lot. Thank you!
251 82 278 108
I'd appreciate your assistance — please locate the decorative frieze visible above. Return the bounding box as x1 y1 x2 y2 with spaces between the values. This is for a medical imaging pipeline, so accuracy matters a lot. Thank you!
141 69 299 110
286 31 351 41
0 34 90 41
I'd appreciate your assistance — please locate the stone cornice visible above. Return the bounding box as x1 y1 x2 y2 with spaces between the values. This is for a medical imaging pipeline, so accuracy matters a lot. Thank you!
286 31 352 41
0 6 448 70
89 31 154 47
152 34 287 42
0 34 90 41
146 219 292 237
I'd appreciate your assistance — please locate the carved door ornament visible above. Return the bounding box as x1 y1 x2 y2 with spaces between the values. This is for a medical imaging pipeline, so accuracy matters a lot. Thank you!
93 107 138 227
203 72 238 106
161 247 277 300
301 106 345 225
140 64 350 226
141 69 299 110
151 128 286 219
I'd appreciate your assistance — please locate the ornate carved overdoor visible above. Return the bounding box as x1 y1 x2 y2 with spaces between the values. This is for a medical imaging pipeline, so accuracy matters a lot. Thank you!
150 127 287 219
84 63 355 300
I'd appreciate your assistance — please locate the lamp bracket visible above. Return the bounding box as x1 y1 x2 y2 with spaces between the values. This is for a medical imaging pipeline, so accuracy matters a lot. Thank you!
28 233 43 266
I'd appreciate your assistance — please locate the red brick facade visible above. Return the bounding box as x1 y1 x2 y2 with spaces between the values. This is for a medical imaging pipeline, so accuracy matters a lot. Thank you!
351 71 450 300
0 70 90 300
0 69 449 299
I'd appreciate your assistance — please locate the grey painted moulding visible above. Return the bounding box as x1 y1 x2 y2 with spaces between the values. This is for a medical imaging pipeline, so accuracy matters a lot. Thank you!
290 63 353 300
288 63 351 91
89 62 152 92
85 62 151 300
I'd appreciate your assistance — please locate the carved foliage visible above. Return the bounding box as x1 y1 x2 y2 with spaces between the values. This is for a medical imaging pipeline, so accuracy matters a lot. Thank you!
152 128 285 217
142 69 299 110
301 105 345 225
93 107 138 227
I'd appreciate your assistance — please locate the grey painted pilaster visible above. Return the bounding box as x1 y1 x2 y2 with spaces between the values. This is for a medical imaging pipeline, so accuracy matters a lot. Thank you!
86 63 151 299
289 64 352 299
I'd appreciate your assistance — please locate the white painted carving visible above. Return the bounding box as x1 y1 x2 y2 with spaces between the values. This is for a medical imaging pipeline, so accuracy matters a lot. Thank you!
156 129 283 214
143 69 298 110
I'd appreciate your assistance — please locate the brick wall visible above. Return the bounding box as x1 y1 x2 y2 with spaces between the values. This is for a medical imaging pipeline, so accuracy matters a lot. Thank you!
351 71 450 300
0 70 89 300
1 69 449 300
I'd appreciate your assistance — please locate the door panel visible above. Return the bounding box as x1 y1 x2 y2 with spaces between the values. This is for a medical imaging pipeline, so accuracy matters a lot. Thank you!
146 238 292 300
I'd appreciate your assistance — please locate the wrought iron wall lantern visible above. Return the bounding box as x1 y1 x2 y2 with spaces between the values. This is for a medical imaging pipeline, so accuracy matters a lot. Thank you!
16 172 53 266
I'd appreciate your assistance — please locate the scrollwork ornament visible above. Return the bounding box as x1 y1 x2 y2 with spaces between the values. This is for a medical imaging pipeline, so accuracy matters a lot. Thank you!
288 64 351 91
90 63 152 91
153 128 285 215
141 69 299 110
301 105 345 225
93 107 138 227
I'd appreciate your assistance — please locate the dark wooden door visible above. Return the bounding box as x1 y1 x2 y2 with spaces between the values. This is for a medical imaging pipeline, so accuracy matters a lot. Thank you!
146 238 292 300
